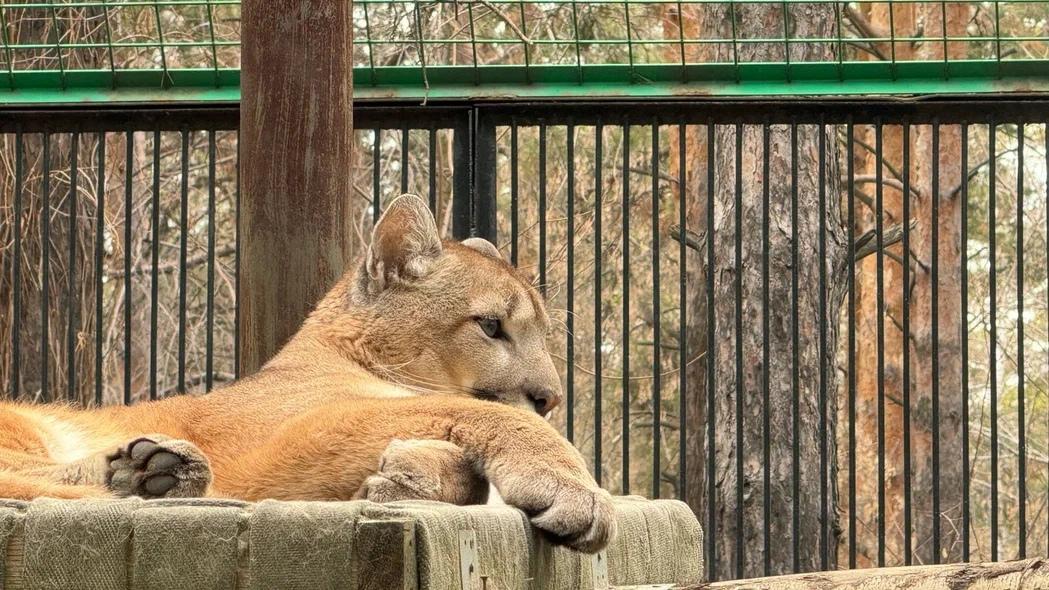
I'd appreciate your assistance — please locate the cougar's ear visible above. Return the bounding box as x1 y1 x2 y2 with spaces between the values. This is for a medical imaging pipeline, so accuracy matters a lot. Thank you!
366 194 442 288
461 237 502 260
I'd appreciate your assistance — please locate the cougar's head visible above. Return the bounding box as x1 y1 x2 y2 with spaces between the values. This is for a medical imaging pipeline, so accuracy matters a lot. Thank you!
344 194 562 415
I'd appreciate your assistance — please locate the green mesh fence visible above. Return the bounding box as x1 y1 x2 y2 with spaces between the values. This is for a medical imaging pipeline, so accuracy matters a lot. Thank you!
1 0 1048 102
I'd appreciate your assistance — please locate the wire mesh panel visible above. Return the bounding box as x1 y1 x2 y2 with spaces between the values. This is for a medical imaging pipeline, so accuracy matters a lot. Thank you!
2 1 1049 99
0 1 241 90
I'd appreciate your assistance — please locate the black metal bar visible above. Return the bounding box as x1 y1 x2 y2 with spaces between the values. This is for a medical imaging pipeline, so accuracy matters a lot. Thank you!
0 105 239 133
566 123 576 444
149 130 161 401
875 122 886 568
428 129 438 216
677 122 686 504
790 121 800 574
902 123 913 565
510 123 519 266
354 105 471 130
205 130 216 392
41 132 52 403
847 120 858 570
817 121 828 571
373 128 381 224
234 130 241 380
539 125 547 297
451 116 472 240
762 122 772 577
594 123 604 486
622 123 631 496
960 123 970 562
652 120 662 500
11 130 22 400
12 99 1049 132
931 121 942 563
178 130 189 394
733 122 744 576
93 132 105 406
473 111 497 241
1015 122 1026 559
705 121 716 581
401 125 410 194
447 99 1049 126
989 121 999 562
123 130 132 406
66 131 79 403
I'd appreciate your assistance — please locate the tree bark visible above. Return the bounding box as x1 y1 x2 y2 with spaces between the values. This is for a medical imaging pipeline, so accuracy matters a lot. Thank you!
677 5 848 580
240 0 356 374
686 558 1049 589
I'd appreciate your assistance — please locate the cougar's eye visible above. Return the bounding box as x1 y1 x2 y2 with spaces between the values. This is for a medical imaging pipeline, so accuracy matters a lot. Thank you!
477 317 503 339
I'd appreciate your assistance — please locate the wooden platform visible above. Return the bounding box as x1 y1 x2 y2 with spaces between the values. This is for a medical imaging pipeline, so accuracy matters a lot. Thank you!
0 495 702 589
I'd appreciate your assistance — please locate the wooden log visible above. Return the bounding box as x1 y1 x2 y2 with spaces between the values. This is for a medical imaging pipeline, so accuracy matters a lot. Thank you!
682 559 1049 589
239 0 355 374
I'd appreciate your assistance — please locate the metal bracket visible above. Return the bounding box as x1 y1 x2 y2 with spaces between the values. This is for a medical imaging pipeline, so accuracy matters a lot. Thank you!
591 550 609 589
458 529 480 590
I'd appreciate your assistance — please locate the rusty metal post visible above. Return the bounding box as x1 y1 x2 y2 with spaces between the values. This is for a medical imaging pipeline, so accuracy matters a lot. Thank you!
239 0 354 374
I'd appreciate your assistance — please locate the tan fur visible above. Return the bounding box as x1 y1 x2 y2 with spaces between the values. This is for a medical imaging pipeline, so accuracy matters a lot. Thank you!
0 194 615 553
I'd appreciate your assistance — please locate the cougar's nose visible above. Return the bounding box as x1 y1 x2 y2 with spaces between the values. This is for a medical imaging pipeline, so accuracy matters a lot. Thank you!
527 386 562 415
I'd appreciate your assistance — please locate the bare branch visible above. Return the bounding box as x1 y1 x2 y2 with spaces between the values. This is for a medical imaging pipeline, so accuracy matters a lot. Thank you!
669 224 705 253
106 246 236 280
853 219 918 262
845 174 922 200
472 0 533 45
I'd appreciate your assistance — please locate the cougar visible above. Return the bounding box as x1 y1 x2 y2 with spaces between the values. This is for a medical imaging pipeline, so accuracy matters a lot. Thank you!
0 194 615 553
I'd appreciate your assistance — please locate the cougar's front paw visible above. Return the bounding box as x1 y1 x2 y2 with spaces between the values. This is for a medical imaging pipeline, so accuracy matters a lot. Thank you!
106 435 212 499
354 439 488 505
501 472 617 553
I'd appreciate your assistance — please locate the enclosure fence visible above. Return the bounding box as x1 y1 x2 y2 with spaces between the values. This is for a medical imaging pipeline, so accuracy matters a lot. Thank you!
2 98 1048 581
2 0 1049 100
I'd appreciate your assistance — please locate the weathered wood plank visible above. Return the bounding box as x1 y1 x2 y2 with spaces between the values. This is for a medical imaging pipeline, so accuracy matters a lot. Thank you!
240 0 355 373
354 518 417 590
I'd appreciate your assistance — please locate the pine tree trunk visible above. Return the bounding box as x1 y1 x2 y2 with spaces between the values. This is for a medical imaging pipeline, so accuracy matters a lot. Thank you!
680 4 848 579
848 3 969 566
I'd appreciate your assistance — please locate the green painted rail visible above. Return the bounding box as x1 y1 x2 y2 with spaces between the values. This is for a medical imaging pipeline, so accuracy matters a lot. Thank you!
1 0 1047 103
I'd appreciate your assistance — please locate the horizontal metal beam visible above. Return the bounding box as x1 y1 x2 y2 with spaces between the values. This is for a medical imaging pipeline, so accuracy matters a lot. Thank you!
0 103 473 132
471 97 1049 124
4 97 1048 134
0 103 239 132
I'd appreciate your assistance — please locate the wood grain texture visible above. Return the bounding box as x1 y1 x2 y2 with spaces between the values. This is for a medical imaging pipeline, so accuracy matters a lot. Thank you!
355 519 417 590
684 559 1048 589
240 0 355 374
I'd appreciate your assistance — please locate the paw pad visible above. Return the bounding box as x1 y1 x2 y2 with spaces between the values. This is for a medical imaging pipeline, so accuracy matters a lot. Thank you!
106 436 211 499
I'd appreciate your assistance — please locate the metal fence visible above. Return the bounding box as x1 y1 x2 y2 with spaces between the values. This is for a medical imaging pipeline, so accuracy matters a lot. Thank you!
2 98 1049 581
2 0 1049 101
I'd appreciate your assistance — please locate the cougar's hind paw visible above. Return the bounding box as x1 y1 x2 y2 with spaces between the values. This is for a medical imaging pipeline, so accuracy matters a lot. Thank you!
106 435 212 499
